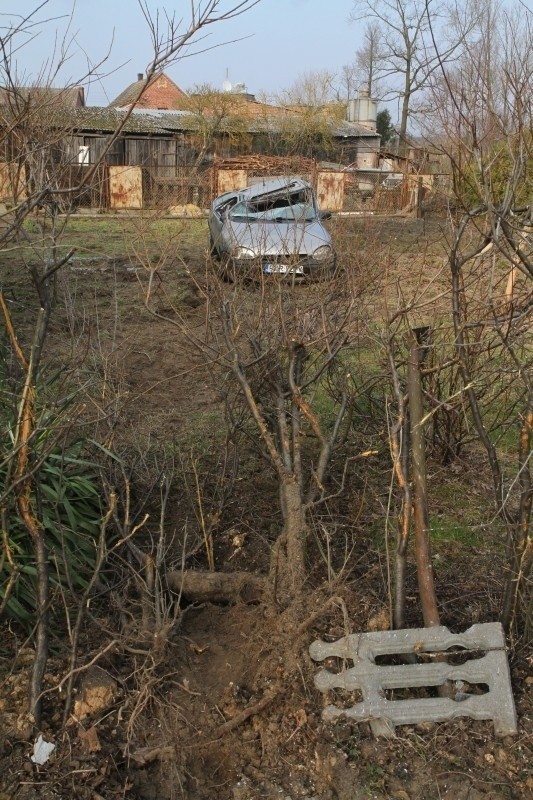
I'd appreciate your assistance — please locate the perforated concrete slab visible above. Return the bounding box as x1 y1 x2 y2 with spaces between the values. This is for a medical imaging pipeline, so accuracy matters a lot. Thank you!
309 623 517 738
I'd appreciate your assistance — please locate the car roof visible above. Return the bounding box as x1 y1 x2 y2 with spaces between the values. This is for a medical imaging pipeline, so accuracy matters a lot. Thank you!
239 177 311 201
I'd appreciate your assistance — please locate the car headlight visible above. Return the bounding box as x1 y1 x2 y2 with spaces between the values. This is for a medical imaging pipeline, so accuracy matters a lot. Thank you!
313 245 333 261
233 246 255 259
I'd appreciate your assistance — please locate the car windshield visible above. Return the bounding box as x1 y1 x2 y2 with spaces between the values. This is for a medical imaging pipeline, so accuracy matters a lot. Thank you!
229 188 317 223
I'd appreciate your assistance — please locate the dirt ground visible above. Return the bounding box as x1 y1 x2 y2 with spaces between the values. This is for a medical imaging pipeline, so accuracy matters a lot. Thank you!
0 214 531 800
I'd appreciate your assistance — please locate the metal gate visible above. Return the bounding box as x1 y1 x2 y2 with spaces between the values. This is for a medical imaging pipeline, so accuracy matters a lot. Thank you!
108 166 143 209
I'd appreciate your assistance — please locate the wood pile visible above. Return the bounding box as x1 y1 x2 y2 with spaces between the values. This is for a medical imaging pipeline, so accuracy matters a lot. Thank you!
213 154 316 175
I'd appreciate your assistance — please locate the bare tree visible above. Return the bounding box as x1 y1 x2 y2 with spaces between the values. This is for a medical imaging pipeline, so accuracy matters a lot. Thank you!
144 261 372 610
349 0 470 150
423 0 532 636
178 83 250 167
337 23 383 104
278 70 338 109
355 21 383 97
217 282 354 606
271 71 345 159
336 62 359 103
0 0 261 728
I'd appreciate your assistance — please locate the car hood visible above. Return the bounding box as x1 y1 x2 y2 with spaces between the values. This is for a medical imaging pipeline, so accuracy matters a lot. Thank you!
225 219 332 257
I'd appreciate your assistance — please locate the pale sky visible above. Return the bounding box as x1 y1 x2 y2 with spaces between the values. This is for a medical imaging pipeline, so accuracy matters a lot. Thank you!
2 0 365 106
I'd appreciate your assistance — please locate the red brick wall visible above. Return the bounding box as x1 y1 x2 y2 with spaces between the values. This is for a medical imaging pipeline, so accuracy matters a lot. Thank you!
137 75 186 109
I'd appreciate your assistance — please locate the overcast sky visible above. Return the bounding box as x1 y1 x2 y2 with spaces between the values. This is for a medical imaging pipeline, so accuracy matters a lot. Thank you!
2 0 364 105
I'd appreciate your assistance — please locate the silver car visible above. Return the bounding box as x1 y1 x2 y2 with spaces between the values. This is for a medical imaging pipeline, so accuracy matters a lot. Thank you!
208 178 336 279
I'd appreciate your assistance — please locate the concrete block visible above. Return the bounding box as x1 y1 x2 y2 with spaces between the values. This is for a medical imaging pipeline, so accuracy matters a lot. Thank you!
309 623 517 738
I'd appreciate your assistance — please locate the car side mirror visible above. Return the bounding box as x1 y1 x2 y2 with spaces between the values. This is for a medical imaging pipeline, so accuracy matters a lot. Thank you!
319 210 332 220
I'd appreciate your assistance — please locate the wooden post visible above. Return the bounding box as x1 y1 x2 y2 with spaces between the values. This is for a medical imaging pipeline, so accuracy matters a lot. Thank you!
408 327 440 628
416 176 424 219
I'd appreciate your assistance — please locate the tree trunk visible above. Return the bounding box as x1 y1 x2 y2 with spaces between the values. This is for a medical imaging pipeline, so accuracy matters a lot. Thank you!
31 531 49 726
167 569 266 604
398 61 411 157
501 392 533 633
407 331 440 628
270 478 307 606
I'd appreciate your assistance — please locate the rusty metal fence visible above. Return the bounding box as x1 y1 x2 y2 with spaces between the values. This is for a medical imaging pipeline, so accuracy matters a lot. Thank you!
81 166 419 214
141 166 212 210
0 159 448 215
343 172 451 215
59 165 108 210
0 163 108 211
212 160 414 215
343 171 408 214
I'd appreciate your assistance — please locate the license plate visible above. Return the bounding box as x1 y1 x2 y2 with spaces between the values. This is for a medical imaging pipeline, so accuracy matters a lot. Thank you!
263 263 304 275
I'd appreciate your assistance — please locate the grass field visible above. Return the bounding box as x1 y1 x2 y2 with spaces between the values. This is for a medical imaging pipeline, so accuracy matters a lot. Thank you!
0 210 530 800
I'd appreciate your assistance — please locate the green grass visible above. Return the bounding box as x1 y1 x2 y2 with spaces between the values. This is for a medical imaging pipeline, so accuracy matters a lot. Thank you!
64 216 207 256
364 477 485 555
176 408 228 454
429 515 479 547
0 216 208 268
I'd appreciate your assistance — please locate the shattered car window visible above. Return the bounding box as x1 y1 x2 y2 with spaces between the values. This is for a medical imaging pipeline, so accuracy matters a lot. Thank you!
229 189 317 223
215 196 239 216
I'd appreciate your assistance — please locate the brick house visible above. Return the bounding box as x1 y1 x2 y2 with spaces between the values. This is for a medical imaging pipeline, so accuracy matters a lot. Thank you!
109 72 188 110
0 75 382 210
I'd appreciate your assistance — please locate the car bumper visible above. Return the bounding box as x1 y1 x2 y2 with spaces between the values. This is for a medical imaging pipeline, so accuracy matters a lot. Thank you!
231 255 337 279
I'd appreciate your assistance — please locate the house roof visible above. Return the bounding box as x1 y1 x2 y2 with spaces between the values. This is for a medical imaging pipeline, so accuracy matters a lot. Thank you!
67 107 189 133
9 104 379 141
178 91 380 137
0 85 85 108
181 92 300 120
109 72 187 109
238 114 379 138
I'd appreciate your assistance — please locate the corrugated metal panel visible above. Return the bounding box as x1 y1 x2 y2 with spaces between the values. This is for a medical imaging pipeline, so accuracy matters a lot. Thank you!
316 171 344 211
108 165 142 209
0 161 26 203
217 169 247 194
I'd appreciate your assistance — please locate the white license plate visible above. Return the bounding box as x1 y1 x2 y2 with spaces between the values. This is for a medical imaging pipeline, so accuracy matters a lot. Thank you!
263 263 303 275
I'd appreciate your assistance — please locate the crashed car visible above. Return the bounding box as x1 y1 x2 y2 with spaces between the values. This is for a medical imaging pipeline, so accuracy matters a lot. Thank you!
208 177 336 279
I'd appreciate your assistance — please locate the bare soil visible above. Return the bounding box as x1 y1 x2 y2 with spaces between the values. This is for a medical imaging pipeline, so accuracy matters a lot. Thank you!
0 214 531 800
